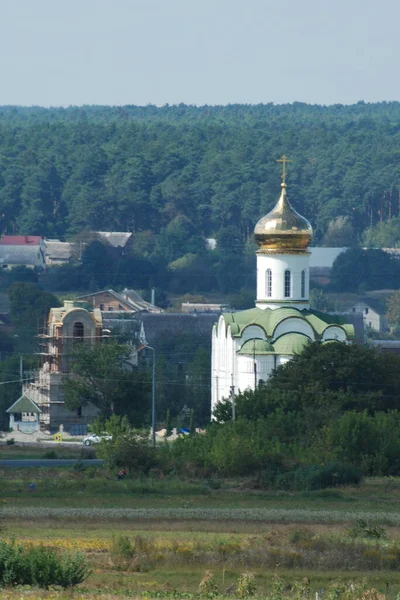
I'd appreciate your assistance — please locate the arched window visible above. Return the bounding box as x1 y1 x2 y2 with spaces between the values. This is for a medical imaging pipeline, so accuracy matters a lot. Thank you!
284 270 291 298
301 270 306 298
265 269 272 297
73 322 84 343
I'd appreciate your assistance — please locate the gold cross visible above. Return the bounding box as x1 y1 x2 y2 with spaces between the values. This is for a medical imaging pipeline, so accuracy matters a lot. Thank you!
276 155 292 184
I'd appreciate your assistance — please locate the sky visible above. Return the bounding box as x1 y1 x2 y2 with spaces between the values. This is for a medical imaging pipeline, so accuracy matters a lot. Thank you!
0 0 398 107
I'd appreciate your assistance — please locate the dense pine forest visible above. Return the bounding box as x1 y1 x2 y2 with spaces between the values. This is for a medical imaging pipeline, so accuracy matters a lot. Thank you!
1 102 400 241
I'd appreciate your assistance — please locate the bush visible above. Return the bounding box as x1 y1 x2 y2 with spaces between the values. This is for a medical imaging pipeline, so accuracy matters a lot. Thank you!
6 438 15 446
42 450 58 459
276 463 363 491
111 535 135 559
198 570 218 594
0 540 90 588
237 572 257 598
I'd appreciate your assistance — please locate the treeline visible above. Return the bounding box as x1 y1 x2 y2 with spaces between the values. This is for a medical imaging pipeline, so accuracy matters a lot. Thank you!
0 102 400 244
95 342 400 485
177 342 400 479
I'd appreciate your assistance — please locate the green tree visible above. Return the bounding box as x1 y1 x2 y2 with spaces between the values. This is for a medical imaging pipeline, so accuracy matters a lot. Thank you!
95 415 156 472
214 342 400 423
63 342 151 423
387 291 400 330
363 217 400 248
330 248 400 292
322 216 356 247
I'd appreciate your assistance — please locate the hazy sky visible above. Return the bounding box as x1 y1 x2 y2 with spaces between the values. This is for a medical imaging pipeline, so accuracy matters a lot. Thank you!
0 0 398 107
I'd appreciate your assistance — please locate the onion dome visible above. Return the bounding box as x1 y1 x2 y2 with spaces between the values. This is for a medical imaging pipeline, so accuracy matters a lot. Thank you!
254 182 313 253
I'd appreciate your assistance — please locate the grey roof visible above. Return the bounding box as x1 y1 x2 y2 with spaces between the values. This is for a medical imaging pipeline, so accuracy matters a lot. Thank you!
95 232 133 248
121 289 162 313
0 246 45 267
45 240 73 260
360 296 386 315
137 313 216 347
76 289 161 314
76 289 137 311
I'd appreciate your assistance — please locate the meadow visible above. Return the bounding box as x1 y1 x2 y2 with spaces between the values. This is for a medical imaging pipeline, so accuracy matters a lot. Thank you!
1 461 400 599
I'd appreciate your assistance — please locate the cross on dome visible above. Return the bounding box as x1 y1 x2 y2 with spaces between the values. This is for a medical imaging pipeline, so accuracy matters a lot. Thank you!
276 155 292 185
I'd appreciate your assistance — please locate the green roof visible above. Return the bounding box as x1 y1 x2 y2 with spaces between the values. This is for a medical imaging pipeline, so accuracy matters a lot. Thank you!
6 396 42 414
273 333 312 355
238 338 275 355
221 306 355 341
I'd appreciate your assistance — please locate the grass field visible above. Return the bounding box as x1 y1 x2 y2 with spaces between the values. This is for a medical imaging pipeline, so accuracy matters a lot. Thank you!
1 462 400 598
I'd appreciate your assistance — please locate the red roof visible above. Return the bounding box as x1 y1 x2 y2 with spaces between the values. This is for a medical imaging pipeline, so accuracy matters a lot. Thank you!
0 236 42 246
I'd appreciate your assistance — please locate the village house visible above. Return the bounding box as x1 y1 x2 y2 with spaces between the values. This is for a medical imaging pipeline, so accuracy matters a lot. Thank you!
44 239 73 266
76 289 162 315
0 236 46 270
350 297 388 333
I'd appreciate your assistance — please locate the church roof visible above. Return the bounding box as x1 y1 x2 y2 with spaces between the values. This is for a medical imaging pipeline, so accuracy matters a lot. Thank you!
238 338 275 355
220 306 355 341
273 333 311 355
6 395 42 414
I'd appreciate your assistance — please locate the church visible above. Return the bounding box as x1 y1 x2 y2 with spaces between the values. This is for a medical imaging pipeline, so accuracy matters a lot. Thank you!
211 157 355 412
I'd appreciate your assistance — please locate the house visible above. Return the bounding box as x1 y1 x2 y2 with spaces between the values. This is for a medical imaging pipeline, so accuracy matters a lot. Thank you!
350 297 388 333
0 236 46 269
44 240 73 266
77 289 162 314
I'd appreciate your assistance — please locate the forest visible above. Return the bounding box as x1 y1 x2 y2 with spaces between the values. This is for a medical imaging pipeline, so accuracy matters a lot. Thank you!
0 102 399 244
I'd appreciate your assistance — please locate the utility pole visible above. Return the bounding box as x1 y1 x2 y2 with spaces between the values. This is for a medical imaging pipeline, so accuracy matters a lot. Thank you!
230 374 236 421
20 355 23 385
146 345 156 447
253 340 257 390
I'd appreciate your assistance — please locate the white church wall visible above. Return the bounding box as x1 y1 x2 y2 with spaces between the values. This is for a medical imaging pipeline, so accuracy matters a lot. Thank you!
276 355 291 366
239 325 267 344
236 354 275 396
256 253 310 309
272 318 315 341
322 326 347 342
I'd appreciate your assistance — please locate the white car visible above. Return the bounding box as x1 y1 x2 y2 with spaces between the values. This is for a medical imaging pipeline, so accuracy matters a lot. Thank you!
83 434 112 446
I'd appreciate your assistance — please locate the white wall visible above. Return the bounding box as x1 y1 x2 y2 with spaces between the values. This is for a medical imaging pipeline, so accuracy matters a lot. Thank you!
273 318 315 341
256 252 310 309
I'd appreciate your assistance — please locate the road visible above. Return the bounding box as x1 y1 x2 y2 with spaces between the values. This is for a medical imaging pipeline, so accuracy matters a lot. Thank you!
0 459 104 468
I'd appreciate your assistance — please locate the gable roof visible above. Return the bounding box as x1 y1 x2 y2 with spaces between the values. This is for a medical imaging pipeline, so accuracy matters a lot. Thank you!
45 240 73 260
0 246 45 267
121 289 163 313
0 236 42 246
6 395 42 413
95 232 132 248
359 297 386 315
76 289 136 311
220 306 355 341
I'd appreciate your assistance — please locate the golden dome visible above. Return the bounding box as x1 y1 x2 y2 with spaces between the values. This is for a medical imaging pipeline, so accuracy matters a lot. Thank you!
254 182 312 253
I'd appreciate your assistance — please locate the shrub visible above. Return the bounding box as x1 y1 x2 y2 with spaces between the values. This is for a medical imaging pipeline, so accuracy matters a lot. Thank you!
6 438 15 446
111 535 135 559
0 540 90 588
347 519 387 540
42 450 58 459
276 463 363 491
198 570 218 594
237 572 257 598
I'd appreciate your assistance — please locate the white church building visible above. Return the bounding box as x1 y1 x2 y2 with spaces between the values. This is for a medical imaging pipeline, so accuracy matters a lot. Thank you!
211 159 355 412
